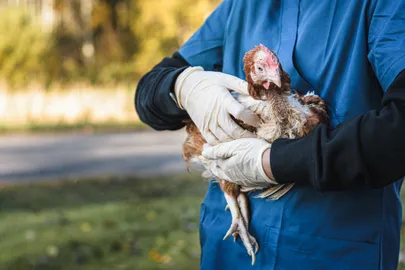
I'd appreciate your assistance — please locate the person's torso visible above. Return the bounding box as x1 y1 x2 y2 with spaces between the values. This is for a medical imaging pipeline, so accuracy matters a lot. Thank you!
200 1 402 269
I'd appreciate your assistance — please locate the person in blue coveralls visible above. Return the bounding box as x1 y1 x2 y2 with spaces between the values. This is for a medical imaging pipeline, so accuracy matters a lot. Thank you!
135 0 405 269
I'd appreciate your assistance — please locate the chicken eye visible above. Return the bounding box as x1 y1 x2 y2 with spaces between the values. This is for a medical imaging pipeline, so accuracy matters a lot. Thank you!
258 67 263 72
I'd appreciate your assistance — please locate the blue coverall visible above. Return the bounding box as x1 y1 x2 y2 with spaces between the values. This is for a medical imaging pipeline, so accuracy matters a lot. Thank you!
174 0 405 269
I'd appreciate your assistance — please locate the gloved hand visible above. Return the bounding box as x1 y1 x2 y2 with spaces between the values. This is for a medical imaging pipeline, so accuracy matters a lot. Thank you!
174 66 260 145
202 138 277 187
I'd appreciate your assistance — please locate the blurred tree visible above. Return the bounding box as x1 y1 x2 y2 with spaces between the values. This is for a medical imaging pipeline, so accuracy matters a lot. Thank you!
0 0 220 89
0 8 53 88
130 0 220 76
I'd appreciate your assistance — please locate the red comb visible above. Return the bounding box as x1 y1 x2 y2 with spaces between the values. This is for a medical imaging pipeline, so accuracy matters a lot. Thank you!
258 44 278 68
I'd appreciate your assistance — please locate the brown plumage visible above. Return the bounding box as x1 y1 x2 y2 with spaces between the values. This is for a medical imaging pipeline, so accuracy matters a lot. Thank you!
182 44 328 265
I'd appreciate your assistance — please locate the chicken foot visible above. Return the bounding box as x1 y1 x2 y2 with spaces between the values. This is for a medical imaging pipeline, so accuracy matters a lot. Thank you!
224 193 259 265
225 193 251 241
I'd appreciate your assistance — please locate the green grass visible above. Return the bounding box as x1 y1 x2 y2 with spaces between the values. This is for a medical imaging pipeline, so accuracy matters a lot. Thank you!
1 175 405 269
0 121 149 135
0 174 207 270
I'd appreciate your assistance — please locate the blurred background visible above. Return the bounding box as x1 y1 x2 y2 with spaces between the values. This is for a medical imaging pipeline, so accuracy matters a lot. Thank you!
0 0 219 269
0 1 404 269
0 0 219 130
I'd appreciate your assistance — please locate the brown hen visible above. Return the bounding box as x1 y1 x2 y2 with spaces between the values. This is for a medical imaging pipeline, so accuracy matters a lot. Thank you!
182 44 328 265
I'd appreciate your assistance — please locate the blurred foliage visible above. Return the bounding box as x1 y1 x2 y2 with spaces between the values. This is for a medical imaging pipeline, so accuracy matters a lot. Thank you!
0 9 54 88
131 0 220 76
0 0 220 89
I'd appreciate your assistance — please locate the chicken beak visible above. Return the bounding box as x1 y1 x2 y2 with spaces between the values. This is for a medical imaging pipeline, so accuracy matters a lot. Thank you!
263 76 281 89
273 77 281 88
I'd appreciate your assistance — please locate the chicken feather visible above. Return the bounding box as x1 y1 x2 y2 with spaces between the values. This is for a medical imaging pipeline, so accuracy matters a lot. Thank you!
182 44 328 265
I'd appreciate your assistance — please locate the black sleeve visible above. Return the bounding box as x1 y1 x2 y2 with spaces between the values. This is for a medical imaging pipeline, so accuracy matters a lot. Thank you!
135 52 191 130
271 69 405 191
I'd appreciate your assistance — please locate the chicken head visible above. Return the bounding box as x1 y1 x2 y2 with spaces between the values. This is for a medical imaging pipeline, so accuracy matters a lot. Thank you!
243 44 291 99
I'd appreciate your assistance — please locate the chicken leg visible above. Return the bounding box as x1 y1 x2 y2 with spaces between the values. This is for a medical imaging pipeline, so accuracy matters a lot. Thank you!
224 193 259 265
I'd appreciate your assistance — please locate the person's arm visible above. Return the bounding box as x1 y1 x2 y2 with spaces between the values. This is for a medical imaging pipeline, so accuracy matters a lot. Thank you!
135 0 234 132
202 1 405 191
134 52 190 131
272 0 405 191
202 71 405 191
272 69 405 191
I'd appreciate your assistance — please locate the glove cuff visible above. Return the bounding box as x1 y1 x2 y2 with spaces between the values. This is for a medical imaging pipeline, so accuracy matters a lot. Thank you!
257 144 277 185
174 66 204 109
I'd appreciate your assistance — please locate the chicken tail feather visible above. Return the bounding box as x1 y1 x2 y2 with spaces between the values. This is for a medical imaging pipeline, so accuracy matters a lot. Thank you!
252 183 295 200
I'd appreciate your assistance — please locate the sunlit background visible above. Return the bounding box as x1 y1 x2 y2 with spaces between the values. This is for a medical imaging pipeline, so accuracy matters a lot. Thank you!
0 0 219 129
0 0 219 269
0 0 404 269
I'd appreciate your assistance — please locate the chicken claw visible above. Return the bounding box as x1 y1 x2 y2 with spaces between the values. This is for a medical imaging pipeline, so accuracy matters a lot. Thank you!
224 193 259 265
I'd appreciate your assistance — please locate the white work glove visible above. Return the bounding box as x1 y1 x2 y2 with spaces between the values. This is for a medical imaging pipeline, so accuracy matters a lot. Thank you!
175 66 260 145
202 138 277 187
